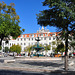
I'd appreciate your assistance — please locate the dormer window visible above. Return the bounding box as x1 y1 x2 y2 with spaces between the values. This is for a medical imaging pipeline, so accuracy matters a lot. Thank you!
32 34 34 37
41 34 43 36
50 34 51 36
29 35 31 37
35 34 37 37
25 35 27 37
52 33 55 36
45 34 46 36
38 34 40 37
21 35 23 37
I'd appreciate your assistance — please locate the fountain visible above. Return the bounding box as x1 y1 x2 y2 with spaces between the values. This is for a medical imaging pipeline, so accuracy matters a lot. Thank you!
33 37 44 57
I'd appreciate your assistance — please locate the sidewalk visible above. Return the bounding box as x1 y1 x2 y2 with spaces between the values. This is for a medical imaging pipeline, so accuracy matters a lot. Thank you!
0 56 75 72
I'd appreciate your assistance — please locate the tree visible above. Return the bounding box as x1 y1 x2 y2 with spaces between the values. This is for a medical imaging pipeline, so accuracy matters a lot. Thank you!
4 47 10 53
10 44 21 54
70 42 75 50
36 0 75 70
0 1 24 46
0 46 2 50
52 41 56 45
24 45 36 54
70 41 75 53
46 45 51 50
55 42 65 54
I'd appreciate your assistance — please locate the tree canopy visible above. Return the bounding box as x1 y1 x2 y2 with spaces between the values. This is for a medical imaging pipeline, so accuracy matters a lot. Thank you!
0 46 2 50
36 0 75 31
0 1 25 46
4 47 10 53
36 0 75 71
10 44 21 54
55 42 65 54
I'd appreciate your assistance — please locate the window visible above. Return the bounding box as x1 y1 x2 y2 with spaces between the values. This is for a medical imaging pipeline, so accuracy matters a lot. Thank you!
24 38 25 41
29 38 30 41
49 37 51 40
44 37 46 40
17 43 19 45
24 43 26 45
32 34 34 37
21 43 22 45
50 34 51 36
53 37 55 40
52 33 55 36
21 35 23 37
44 43 46 45
29 43 30 46
35 34 37 37
10 43 11 46
45 34 46 36
17 39 19 41
24 47 25 50
2 43 4 45
41 37 43 40
25 35 27 37
32 38 33 40
38 34 40 37
29 35 31 37
41 34 43 36
49 42 51 45
21 38 22 41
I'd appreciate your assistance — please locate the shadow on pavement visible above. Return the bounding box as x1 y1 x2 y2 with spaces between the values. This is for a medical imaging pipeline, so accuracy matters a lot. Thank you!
0 70 43 75
20 61 63 67
48 70 75 75
0 70 75 75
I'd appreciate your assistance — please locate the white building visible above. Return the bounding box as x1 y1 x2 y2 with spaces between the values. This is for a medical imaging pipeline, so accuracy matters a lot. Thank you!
2 26 63 53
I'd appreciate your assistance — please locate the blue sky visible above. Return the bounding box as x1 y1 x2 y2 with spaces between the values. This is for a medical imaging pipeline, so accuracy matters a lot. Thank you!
0 0 57 34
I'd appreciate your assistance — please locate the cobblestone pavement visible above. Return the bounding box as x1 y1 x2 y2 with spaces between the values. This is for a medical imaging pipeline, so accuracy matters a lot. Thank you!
0 56 75 72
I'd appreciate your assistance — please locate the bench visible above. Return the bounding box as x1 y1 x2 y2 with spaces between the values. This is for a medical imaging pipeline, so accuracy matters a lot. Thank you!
4 60 15 63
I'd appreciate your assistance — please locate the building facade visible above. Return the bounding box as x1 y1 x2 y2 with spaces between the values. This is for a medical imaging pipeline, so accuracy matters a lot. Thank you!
2 26 62 53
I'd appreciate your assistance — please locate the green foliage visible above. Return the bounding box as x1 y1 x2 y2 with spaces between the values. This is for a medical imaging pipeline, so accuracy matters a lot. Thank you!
4 47 10 53
0 1 25 46
37 0 75 70
55 42 65 53
36 0 75 53
52 41 56 45
52 47 56 50
10 44 21 54
24 44 51 53
39 44 51 50
44 45 51 50
25 45 36 53
36 0 75 32
0 46 2 50
70 41 75 50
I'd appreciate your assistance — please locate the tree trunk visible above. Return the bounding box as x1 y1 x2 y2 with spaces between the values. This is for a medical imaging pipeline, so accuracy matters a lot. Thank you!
0 37 3 46
65 30 68 71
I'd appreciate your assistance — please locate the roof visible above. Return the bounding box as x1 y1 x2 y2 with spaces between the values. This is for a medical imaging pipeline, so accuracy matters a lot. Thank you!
18 32 60 38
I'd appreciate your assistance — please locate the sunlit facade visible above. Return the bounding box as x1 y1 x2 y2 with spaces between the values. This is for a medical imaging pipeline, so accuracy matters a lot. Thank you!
2 26 61 53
